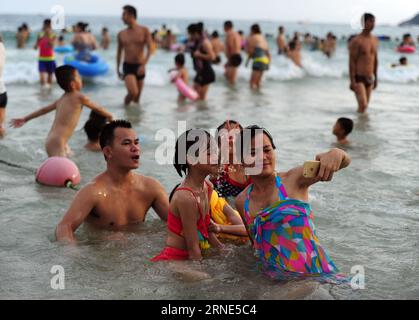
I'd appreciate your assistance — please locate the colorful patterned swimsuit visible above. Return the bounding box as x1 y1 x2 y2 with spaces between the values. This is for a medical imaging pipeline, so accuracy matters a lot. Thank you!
244 175 341 280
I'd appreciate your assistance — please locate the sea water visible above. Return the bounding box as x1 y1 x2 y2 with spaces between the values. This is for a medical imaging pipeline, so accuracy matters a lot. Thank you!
0 15 418 299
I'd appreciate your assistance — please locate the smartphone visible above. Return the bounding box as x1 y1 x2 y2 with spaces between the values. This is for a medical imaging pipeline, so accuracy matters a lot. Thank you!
303 160 321 178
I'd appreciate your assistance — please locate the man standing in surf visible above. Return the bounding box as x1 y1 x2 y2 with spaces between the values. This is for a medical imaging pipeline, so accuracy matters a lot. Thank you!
117 5 152 106
349 13 378 113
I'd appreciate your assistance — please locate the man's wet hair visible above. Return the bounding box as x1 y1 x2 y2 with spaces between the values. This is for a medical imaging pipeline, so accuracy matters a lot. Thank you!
224 21 233 29
173 129 212 177
84 113 107 142
211 31 219 38
403 33 411 40
55 65 77 92
187 23 197 35
251 24 261 34
102 27 109 32
123 5 137 19
362 13 375 23
400 56 407 64
196 22 204 35
99 120 133 150
237 125 276 161
337 118 354 136
175 53 185 66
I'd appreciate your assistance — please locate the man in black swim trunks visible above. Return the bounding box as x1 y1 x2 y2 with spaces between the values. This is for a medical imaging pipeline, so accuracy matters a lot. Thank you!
117 5 152 106
349 13 378 113
224 21 242 85
0 34 6 138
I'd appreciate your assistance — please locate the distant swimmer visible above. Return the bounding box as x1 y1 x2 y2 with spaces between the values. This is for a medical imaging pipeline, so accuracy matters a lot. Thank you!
100 27 111 50
333 117 354 146
223 21 242 85
0 35 7 138
57 35 66 47
84 111 108 152
117 5 152 105
16 27 26 49
287 40 302 68
56 120 169 244
391 56 408 68
34 19 56 88
210 31 224 65
323 32 337 58
399 33 415 47
187 22 216 100
172 53 190 102
276 26 288 54
246 24 271 90
162 29 176 50
11 65 113 157
349 13 378 113
72 22 98 61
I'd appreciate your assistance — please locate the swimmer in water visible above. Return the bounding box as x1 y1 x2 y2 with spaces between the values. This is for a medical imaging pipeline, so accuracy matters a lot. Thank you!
333 117 354 145
55 120 169 244
151 129 223 261
286 40 302 68
84 111 108 152
391 56 408 68
11 65 113 157
172 53 189 102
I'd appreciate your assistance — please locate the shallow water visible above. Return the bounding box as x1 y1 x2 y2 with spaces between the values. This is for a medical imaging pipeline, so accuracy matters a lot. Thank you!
1 16 419 300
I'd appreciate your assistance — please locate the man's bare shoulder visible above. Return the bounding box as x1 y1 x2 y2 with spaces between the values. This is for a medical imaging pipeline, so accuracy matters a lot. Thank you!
135 174 165 192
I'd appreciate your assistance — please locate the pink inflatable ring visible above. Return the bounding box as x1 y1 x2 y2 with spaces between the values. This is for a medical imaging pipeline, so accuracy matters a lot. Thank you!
36 157 81 187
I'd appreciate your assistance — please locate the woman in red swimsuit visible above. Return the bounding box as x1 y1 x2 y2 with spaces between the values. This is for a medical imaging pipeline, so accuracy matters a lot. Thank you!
152 129 223 261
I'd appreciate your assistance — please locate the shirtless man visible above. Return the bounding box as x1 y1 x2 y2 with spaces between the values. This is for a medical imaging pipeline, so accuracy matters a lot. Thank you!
56 120 169 243
223 21 242 85
276 26 287 54
117 5 152 106
11 65 113 157
100 27 111 50
349 13 378 113
287 40 302 68
210 31 224 64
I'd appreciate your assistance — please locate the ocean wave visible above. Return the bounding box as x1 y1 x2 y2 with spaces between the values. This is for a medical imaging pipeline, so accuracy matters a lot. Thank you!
3 56 419 86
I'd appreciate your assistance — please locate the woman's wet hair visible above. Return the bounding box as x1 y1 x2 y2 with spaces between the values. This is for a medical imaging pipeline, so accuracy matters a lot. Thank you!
76 22 89 32
236 125 276 161
173 128 213 177
251 24 261 34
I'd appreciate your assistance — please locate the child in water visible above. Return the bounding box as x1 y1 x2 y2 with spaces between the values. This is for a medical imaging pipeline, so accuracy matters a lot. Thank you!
11 65 113 157
333 117 353 145
83 111 108 152
171 53 189 102
151 129 223 261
